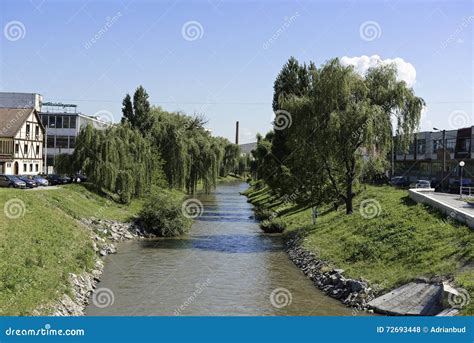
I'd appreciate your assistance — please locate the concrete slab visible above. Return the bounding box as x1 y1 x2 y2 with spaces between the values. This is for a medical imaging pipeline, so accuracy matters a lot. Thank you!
368 281 443 316
409 189 474 229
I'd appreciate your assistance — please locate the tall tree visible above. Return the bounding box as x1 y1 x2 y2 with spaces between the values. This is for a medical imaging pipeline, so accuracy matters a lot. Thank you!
283 58 425 214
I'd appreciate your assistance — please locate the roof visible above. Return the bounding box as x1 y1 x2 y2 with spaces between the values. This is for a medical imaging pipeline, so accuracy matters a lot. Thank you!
0 108 38 137
239 142 257 154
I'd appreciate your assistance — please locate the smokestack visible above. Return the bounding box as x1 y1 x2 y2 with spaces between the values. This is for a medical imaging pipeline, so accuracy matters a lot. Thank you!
235 121 239 145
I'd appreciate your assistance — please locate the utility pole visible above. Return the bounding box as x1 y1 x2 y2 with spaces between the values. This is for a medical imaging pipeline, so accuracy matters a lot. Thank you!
442 129 446 174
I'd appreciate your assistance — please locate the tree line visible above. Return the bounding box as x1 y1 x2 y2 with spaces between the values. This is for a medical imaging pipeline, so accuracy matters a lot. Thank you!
251 57 424 214
56 86 242 203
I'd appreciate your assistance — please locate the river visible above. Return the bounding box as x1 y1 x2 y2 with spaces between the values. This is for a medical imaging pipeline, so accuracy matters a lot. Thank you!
86 181 353 316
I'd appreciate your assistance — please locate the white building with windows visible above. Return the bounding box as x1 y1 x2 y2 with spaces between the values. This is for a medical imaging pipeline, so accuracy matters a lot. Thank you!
0 108 45 175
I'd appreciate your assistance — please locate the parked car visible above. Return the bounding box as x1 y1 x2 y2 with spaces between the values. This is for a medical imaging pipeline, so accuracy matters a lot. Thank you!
414 180 431 189
18 175 38 188
449 179 473 195
72 174 88 183
0 175 26 188
32 175 49 186
47 174 71 185
389 176 409 187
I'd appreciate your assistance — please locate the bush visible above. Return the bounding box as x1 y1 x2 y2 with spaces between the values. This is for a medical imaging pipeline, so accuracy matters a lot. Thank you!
139 192 192 236
259 218 287 233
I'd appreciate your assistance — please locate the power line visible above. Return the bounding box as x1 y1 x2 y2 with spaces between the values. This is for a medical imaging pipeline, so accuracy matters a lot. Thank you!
46 98 474 106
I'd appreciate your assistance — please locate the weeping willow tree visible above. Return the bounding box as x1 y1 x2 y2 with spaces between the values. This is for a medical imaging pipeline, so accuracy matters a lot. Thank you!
280 58 425 214
148 107 239 194
120 87 240 195
72 123 165 203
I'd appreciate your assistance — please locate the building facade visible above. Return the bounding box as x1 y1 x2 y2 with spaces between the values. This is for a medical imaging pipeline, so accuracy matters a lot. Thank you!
393 126 474 186
39 103 110 173
0 108 45 175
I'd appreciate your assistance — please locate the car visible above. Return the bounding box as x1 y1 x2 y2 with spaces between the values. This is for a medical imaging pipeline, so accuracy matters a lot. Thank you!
0 175 27 188
389 176 409 187
32 175 49 186
18 175 38 188
46 174 71 185
414 180 431 189
72 174 88 183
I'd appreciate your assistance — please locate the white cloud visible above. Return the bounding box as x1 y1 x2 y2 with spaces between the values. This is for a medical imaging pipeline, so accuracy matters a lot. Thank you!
340 55 417 87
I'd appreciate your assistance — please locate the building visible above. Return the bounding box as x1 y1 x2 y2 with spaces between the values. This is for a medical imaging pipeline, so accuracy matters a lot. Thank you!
0 108 45 175
39 102 110 173
0 92 43 112
393 126 473 186
0 92 111 173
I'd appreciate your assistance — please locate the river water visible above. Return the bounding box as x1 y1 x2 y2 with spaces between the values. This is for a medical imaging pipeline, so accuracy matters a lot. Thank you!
86 181 353 316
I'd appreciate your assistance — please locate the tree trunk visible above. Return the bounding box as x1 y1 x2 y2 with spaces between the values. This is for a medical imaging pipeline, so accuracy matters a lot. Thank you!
345 180 353 214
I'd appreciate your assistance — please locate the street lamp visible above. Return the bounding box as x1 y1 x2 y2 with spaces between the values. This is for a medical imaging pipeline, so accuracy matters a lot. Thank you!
459 161 465 199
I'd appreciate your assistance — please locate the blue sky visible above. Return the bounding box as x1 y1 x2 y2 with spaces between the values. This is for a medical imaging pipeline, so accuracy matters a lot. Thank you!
0 0 472 143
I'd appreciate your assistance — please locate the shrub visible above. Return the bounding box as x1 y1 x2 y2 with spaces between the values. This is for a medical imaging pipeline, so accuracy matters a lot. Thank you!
139 192 192 236
259 218 287 233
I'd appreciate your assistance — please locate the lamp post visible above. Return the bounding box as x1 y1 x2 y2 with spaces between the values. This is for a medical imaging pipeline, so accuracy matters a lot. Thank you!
459 161 465 199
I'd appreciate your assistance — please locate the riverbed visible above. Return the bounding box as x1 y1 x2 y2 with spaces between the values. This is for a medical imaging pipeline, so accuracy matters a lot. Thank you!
86 181 353 316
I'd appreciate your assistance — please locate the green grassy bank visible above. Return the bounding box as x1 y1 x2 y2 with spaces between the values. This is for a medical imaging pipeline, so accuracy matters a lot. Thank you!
244 183 474 315
0 184 144 315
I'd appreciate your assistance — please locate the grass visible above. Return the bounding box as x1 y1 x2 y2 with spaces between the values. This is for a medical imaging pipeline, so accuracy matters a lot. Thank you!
0 184 145 315
244 183 474 315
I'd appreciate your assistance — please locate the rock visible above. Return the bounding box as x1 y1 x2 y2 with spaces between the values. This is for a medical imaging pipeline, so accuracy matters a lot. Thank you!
349 280 365 292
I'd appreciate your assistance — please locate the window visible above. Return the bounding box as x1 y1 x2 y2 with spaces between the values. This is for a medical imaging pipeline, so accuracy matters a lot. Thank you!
417 139 426 154
24 144 28 154
433 139 443 152
15 143 19 154
49 115 56 128
29 164 33 172
56 136 68 149
23 164 27 172
70 116 76 129
35 164 38 172
47 136 55 148
35 125 39 137
26 124 30 137
55 115 63 129
446 138 456 152
407 142 415 155
69 136 76 148
36 145 40 155
459 138 470 153
42 115 48 127
63 116 70 129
